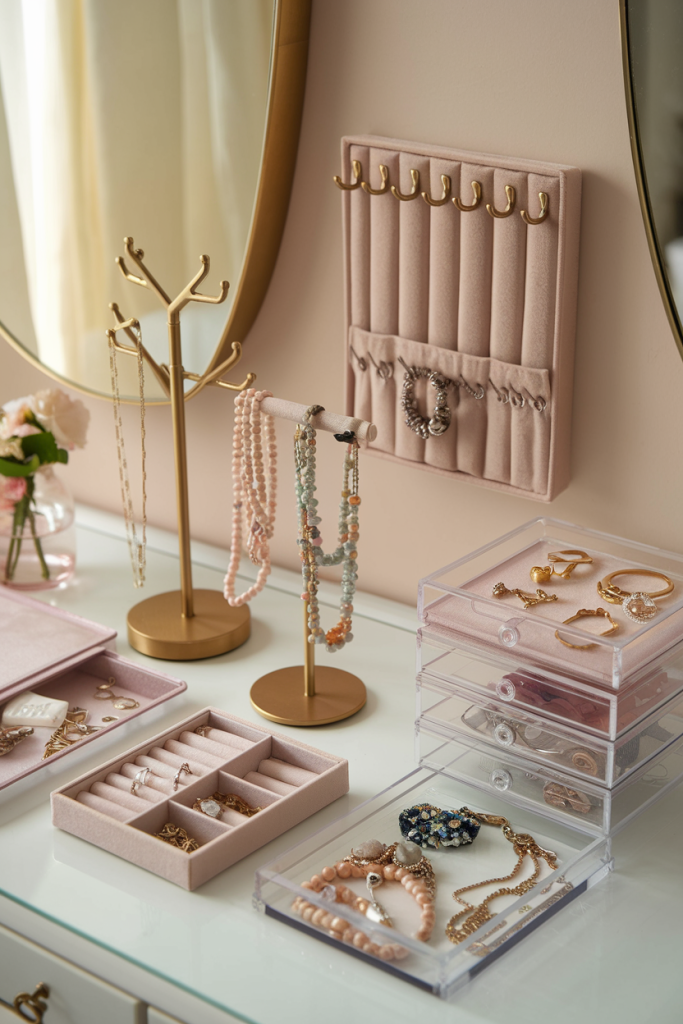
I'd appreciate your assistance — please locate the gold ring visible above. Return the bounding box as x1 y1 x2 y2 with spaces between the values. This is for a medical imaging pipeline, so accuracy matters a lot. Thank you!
531 549 593 584
597 569 674 604
554 608 618 650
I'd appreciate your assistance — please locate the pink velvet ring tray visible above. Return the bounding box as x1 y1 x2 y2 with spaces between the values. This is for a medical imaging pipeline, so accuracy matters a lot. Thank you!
0 589 186 794
51 708 350 890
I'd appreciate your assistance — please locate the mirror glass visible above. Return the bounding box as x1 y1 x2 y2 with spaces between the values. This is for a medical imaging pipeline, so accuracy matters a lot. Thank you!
624 0 683 361
0 0 275 399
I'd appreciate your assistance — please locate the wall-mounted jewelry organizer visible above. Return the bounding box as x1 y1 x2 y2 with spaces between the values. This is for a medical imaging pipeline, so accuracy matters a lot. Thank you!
51 707 348 890
339 136 582 501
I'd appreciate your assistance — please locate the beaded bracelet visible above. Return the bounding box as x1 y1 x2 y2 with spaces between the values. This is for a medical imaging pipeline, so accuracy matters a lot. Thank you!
292 841 436 961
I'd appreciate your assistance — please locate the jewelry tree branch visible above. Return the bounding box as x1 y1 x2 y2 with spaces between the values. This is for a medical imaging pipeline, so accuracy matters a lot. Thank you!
106 236 254 661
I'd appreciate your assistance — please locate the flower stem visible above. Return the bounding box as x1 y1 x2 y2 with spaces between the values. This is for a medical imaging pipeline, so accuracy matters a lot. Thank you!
27 506 50 579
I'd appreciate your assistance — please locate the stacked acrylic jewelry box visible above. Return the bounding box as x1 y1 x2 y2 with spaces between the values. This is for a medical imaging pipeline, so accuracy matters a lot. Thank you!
255 518 683 997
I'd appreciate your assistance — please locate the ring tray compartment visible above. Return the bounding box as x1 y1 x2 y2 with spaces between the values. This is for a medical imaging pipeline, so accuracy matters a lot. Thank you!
419 669 683 787
0 589 186 796
51 708 349 890
418 518 683 689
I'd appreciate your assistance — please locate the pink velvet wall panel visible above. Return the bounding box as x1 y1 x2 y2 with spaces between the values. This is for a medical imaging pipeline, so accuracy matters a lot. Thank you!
342 136 581 501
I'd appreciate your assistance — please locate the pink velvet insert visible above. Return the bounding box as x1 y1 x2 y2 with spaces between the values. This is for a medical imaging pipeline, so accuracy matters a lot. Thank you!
51 708 350 890
0 650 185 792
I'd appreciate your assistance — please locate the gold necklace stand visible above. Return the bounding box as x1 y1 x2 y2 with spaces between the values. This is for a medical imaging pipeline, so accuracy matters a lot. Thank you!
108 237 254 661
250 402 376 726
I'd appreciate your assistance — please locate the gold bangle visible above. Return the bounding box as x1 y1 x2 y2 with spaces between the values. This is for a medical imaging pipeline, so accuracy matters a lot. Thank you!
554 608 618 650
597 568 674 603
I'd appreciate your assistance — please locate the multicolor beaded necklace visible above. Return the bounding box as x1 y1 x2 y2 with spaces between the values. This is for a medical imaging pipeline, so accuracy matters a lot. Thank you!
294 408 360 652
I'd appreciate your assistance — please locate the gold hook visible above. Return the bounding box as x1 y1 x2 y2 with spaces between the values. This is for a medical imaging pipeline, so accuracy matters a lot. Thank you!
333 159 362 191
422 174 451 207
361 164 390 196
391 168 420 201
453 180 482 212
486 185 516 219
521 192 549 225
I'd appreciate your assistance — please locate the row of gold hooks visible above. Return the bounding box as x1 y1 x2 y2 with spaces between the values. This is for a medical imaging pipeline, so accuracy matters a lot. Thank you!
333 161 549 225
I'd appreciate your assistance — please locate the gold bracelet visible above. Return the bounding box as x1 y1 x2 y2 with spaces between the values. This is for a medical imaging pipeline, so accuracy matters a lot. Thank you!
597 569 674 623
154 823 199 852
554 607 618 650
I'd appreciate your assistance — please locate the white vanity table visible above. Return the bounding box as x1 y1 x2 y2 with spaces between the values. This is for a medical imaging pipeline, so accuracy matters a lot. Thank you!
0 507 681 1024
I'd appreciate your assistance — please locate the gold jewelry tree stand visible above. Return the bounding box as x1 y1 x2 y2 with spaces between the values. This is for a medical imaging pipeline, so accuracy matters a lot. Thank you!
250 400 376 726
107 237 254 661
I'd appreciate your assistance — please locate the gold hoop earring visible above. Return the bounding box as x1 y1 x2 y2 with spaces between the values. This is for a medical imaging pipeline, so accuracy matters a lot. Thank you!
555 608 618 650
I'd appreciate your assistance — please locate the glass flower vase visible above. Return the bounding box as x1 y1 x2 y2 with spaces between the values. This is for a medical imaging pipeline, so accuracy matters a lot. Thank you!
0 467 76 590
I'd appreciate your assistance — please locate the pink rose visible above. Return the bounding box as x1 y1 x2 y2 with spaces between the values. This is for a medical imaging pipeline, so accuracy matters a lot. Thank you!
0 475 27 510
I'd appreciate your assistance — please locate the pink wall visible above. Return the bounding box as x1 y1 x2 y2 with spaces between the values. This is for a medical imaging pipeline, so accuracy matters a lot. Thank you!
2 0 682 606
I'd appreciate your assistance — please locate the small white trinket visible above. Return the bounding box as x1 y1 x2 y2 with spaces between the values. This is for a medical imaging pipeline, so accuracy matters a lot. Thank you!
2 691 68 729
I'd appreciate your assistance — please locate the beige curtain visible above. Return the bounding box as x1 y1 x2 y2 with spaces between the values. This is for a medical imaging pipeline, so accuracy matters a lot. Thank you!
0 0 272 395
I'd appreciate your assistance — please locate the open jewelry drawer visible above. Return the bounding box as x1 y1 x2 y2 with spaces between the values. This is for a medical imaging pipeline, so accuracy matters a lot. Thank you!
254 716 683 996
254 767 610 998
0 589 186 799
417 666 683 786
51 707 349 890
418 518 683 689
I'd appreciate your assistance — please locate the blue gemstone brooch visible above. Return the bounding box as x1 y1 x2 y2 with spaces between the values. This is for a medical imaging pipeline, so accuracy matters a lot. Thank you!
398 804 481 850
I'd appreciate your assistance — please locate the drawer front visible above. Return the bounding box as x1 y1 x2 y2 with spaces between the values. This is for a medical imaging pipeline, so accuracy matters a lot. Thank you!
419 675 683 787
0 924 143 1024
417 628 682 740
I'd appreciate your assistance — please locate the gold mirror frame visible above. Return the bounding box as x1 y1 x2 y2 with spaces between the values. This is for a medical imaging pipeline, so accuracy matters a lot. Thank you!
0 0 312 402
620 0 683 364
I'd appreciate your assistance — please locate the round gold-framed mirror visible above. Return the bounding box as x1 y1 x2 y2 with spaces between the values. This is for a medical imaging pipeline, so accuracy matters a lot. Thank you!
621 0 683 364
0 0 311 401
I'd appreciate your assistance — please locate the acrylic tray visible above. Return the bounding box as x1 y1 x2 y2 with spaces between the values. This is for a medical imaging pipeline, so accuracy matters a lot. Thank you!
51 707 349 890
418 626 683 741
417 720 683 837
254 768 611 997
418 669 683 787
0 589 186 795
418 518 683 689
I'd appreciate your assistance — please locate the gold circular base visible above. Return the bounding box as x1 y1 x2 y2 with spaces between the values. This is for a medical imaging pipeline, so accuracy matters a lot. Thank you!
127 589 250 661
250 666 366 726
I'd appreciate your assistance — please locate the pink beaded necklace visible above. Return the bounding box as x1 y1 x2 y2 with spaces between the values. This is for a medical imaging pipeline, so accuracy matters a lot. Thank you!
223 389 277 606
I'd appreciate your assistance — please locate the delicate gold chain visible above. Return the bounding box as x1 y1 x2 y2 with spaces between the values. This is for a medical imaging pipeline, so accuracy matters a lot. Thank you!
445 809 558 944
108 326 147 587
154 823 198 852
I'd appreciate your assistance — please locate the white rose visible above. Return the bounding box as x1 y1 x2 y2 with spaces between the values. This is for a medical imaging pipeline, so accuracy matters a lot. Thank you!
30 390 90 449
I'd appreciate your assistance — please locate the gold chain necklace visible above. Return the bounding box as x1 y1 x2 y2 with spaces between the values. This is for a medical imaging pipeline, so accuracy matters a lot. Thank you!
108 323 147 588
445 809 558 944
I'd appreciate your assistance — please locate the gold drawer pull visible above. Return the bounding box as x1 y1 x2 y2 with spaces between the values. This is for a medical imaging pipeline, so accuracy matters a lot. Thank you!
13 983 49 1023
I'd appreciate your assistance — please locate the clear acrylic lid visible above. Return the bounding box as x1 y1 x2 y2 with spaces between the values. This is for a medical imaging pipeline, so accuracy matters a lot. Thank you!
418 518 683 690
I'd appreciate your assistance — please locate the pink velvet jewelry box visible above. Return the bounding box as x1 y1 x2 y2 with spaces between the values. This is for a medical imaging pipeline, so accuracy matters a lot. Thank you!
0 588 186 795
51 707 350 890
